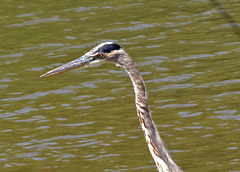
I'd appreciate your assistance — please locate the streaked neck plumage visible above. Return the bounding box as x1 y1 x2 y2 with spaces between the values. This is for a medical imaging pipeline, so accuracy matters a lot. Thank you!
116 51 182 172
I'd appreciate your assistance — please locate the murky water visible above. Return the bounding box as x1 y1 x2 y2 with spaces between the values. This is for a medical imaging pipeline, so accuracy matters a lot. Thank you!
1 0 240 171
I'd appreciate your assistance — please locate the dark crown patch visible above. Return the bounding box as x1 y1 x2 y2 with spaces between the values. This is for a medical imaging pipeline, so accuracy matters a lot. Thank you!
97 43 121 53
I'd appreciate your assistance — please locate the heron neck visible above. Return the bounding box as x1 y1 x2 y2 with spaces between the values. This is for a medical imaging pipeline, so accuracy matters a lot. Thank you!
121 55 182 172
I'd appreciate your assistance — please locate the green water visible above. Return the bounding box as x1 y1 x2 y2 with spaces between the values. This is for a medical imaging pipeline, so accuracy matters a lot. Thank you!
1 0 240 171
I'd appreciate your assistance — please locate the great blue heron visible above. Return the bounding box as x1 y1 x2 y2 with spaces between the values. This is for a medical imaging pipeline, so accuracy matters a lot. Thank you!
41 42 182 172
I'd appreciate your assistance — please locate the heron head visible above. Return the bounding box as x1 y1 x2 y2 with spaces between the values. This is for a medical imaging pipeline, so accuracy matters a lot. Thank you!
40 42 124 78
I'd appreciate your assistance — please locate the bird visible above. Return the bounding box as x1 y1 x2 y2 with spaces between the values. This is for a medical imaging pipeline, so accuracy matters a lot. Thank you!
40 42 183 172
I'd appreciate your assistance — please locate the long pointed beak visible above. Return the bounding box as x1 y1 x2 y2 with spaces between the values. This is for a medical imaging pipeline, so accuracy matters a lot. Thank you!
40 54 93 78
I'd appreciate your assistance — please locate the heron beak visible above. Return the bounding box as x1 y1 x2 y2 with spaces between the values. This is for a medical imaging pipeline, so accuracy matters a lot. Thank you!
40 54 93 78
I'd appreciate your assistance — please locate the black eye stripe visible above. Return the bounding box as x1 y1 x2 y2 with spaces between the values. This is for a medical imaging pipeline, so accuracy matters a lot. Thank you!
96 43 121 53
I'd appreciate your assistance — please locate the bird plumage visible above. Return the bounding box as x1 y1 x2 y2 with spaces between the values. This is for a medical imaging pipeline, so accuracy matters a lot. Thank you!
40 42 182 172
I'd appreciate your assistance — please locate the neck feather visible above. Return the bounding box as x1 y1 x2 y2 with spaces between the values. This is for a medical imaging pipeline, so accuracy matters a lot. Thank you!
118 53 182 172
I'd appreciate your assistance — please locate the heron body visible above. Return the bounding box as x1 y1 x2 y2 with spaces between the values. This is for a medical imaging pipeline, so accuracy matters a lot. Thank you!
41 42 182 172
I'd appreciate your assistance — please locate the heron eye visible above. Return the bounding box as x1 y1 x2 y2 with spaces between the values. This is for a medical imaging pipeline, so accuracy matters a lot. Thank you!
97 53 104 58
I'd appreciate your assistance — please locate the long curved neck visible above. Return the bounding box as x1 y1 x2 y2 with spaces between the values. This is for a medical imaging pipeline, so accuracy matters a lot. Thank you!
118 52 182 172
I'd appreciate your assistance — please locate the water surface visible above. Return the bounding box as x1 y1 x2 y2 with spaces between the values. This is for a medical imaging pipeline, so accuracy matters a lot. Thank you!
1 0 240 171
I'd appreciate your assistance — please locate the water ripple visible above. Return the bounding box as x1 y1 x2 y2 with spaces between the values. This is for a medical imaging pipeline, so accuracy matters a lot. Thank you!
196 79 240 88
57 122 94 127
6 16 71 27
96 23 156 35
156 84 194 91
1 92 49 101
175 54 214 61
